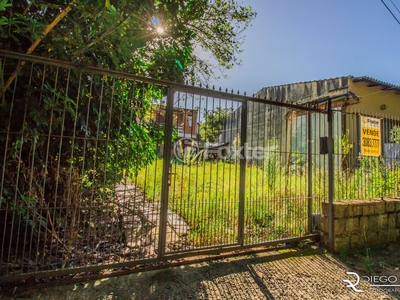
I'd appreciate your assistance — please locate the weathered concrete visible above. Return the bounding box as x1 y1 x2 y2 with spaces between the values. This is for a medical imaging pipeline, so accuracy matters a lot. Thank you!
321 199 400 253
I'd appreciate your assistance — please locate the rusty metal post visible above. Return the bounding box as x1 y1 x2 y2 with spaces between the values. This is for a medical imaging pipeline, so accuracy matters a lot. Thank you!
327 99 335 252
307 111 313 233
238 101 247 246
158 87 175 258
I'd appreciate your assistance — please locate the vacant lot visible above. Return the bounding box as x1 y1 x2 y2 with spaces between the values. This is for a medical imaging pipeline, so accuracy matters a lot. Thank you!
136 160 319 246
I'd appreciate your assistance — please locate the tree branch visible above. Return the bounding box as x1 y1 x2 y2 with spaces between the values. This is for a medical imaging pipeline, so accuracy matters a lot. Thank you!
73 11 133 59
1 0 76 104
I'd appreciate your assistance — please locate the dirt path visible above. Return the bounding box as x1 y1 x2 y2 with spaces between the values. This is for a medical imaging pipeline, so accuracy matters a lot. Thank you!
0 183 190 282
114 184 190 258
6 245 400 299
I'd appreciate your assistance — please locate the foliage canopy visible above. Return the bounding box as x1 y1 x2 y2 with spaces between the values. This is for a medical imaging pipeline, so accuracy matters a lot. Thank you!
0 0 255 261
0 0 256 82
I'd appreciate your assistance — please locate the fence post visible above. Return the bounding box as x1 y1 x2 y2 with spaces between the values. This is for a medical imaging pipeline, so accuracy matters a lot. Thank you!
238 101 247 246
327 99 335 251
158 86 174 258
307 111 313 233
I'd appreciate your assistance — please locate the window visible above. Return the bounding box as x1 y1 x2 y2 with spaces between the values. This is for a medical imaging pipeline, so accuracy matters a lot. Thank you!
188 115 193 127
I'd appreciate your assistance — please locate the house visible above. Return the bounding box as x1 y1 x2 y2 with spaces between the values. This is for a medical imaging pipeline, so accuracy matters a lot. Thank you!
152 106 198 157
218 76 400 168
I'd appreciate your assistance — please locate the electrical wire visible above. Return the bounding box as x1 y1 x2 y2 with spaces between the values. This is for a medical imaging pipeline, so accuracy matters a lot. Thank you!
389 0 400 15
380 0 400 26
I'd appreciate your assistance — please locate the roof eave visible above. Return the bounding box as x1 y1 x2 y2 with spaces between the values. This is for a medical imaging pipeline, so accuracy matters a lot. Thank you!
351 76 400 94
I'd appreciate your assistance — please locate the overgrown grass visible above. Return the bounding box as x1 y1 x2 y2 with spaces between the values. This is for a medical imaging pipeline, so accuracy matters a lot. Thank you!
135 159 321 247
335 155 400 200
135 155 400 248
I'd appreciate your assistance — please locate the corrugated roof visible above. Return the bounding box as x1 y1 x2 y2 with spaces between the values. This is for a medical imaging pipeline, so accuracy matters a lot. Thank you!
351 76 400 94
255 76 350 104
260 76 350 90
259 75 400 95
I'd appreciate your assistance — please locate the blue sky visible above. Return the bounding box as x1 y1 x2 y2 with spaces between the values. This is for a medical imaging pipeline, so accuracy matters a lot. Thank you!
206 0 400 95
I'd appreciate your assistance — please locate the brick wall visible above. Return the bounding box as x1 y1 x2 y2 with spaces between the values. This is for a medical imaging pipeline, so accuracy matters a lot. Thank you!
320 199 400 253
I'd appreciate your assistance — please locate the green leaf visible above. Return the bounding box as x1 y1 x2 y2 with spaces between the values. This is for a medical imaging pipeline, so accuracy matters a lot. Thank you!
107 4 117 13
0 16 9 25
175 59 184 70
0 0 11 12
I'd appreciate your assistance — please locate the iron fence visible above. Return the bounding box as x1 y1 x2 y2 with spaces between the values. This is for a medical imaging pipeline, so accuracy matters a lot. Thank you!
333 109 400 201
0 50 324 283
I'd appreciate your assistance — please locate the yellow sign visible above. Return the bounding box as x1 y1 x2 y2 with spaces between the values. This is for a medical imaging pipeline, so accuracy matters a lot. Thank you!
360 116 381 157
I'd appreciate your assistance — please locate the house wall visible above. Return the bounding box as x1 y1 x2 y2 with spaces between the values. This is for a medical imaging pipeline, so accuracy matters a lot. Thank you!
153 107 198 157
347 80 400 115
343 80 400 167
152 107 198 138
179 109 197 138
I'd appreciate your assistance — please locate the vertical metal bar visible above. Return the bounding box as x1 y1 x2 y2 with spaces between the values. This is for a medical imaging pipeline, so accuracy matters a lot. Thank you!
0 57 9 275
2 58 20 276
20 63 36 269
201 94 208 246
380 116 385 199
184 91 190 248
122 81 138 260
79 72 94 261
255 101 262 244
193 92 200 249
222 99 228 244
327 99 335 252
102 76 115 263
356 113 361 168
307 111 313 233
158 87 174 258
46 66 62 270
238 101 247 247
38 66 58 271
52 67 71 269
64 71 83 268
207 96 215 246
356 112 361 200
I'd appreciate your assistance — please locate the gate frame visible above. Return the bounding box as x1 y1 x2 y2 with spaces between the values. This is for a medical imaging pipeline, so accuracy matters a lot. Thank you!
157 81 329 260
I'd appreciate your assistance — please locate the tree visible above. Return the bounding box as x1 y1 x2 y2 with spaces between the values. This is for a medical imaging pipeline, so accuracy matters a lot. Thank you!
0 0 256 83
0 0 256 177
200 107 233 143
0 0 255 261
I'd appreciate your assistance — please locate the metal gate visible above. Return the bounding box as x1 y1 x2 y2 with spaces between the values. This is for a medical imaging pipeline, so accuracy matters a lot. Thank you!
0 50 325 283
161 86 326 258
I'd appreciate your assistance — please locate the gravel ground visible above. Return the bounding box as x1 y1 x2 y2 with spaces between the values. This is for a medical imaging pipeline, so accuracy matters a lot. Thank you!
3 244 400 300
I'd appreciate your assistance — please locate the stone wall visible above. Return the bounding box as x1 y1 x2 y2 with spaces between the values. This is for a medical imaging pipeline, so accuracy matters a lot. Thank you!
320 199 400 253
